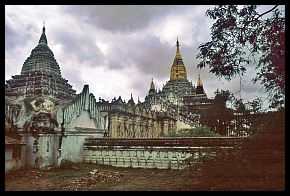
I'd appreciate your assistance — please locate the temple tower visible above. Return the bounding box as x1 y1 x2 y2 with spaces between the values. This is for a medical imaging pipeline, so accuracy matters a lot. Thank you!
196 74 206 96
5 25 76 100
162 39 195 102
5 24 77 131
170 38 187 81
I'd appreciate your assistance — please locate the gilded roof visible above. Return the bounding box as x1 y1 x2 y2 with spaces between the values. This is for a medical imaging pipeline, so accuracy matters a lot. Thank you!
170 38 187 81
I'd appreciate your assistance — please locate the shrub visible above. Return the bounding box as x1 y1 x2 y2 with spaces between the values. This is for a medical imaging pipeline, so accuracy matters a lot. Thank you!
165 126 219 137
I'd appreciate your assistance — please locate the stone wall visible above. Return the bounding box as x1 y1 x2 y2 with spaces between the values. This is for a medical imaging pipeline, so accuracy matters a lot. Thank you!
84 147 193 169
20 131 104 168
5 145 26 172
84 138 244 169
109 111 162 138
57 131 104 164
20 133 60 168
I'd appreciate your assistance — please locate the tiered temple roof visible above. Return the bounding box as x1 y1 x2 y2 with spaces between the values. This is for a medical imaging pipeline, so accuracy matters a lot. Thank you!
5 25 76 100
160 39 195 99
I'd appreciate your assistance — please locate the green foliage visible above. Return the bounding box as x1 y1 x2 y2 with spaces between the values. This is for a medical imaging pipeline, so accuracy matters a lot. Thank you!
213 89 235 108
165 126 219 137
200 89 235 136
197 5 285 109
246 97 263 114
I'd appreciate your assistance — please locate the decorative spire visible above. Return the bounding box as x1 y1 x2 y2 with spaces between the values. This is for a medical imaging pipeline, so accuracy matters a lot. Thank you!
170 38 187 81
128 93 135 105
38 22 48 45
149 78 156 95
197 74 203 86
175 37 181 58
150 78 155 90
196 74 206 95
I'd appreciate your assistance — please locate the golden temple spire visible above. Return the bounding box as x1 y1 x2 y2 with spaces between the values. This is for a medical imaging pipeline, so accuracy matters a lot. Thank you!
197 74 203 86
170 38 187 81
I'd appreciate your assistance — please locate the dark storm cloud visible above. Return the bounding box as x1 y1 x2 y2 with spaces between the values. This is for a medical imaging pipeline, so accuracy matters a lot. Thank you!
104 35 172 78
131 36 173 80
62 5 190 32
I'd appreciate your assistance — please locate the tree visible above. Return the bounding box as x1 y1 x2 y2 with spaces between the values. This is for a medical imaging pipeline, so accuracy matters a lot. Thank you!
246 97 263 115
245 98 266 134
200 89 234 136
197 5 285 109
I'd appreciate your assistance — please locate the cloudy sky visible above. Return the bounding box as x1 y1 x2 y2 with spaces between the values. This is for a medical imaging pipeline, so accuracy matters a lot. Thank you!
5 5 277 106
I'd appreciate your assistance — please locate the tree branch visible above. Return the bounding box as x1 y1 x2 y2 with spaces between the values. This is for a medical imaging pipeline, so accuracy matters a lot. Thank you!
257 5 279 19
241 5 279 32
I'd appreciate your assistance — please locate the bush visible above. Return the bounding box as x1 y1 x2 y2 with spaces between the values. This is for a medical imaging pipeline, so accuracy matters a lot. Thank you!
165 126 219 137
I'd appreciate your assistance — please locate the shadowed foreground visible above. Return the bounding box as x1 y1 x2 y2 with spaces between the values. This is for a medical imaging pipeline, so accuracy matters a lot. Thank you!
6 111 284 191
5 163 201 191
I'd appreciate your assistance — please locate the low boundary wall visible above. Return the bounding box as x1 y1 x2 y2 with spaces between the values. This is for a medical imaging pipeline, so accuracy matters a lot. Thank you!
84 137 245 169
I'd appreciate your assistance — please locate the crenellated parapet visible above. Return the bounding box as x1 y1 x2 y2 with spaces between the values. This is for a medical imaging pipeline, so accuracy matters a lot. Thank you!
59 85 106 132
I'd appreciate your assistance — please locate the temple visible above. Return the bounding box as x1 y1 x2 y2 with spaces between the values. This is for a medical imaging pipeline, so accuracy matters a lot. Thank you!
144 38 211 129
5 25 106 169
5 26 213 170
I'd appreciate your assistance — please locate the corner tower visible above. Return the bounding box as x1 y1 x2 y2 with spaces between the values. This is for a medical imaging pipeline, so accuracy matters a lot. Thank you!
196 74 207 97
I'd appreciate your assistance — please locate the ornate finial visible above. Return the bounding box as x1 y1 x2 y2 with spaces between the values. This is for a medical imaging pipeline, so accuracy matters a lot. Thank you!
39 21 48 44
150 78 155 90
131 93 133 100
197 74 203 86
215 88 219 95
42 21 46 32
175 37 181 58
138 97 140 103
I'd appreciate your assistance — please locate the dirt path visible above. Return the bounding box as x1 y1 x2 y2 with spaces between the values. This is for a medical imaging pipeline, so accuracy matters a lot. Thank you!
5 163 200 191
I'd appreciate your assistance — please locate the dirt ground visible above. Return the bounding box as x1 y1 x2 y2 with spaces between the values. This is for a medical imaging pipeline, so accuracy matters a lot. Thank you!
5 158 285 191
5 163 202 191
